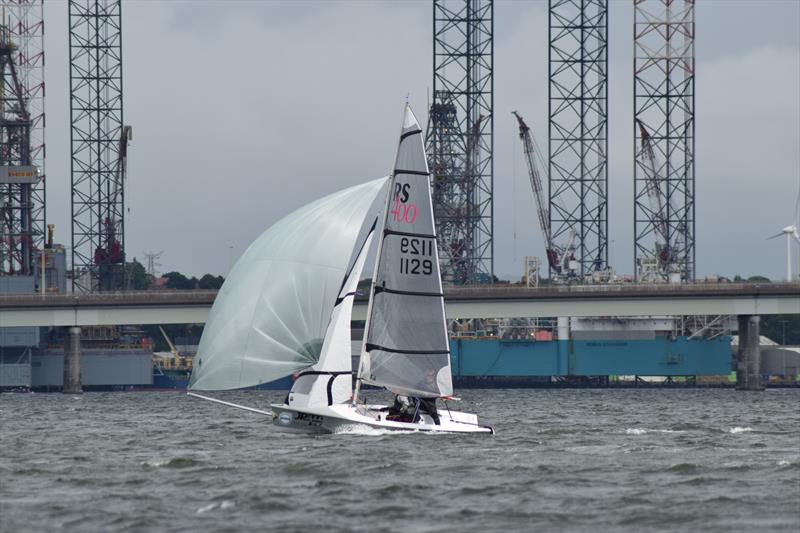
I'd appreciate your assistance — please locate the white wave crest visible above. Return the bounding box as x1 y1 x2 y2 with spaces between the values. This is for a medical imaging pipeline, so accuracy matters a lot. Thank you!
728 427 754 434
143 459 170 468
625 428 683 435
196 500 235 514
332 424 422 436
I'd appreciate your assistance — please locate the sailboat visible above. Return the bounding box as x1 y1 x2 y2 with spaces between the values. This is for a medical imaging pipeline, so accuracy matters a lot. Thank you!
188 105 493 435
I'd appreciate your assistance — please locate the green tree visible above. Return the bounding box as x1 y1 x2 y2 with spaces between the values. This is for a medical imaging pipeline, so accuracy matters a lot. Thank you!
733 274 771 283
198 273 224 289
163 271 195 290
126 259 152 290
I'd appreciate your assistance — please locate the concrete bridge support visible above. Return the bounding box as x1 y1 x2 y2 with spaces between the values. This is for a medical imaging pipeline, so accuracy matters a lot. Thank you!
63 326 82 394
736 315 763 391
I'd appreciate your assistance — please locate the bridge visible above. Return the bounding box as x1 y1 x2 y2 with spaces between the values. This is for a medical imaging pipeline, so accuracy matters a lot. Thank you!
2 282 796 392
0 282 797 327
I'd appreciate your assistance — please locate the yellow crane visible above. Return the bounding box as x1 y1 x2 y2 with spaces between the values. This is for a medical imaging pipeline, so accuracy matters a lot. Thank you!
157 326 191 370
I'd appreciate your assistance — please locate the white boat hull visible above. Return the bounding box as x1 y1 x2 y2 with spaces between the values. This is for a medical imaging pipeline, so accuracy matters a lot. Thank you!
271 403 494 434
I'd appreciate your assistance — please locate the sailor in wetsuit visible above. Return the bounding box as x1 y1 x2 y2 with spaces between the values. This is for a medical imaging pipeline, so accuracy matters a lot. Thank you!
415 369 441 425
385 396 439 425
385 395 415 422
416 397 440 425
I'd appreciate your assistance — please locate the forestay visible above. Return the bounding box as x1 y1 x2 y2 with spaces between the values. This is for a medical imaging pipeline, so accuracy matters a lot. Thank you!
359 105 453 398
189 178 387 391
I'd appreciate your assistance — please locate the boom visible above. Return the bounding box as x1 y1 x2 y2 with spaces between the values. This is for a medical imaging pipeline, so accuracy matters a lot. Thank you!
637 121 668 245
94 125 132 268
512 111 565 273
637 120 682 275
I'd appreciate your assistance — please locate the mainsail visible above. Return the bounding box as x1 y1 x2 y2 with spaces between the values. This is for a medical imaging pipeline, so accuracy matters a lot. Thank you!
189 178 387 391
359 105 454 398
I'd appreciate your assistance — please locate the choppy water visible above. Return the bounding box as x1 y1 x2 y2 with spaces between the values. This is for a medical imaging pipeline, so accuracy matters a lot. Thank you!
1 389 799 532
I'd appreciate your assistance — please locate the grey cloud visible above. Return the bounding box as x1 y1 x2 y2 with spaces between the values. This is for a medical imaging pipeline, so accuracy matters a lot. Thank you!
41 1 800 281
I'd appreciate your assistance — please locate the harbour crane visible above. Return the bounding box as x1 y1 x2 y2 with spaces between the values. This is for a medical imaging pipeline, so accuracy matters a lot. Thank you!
158 325 187 368
465 114 486 175
94 125 131 289
636 120 683 279
512 111 576 279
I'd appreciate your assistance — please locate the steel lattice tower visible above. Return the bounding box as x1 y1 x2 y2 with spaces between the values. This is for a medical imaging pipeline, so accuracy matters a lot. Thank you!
427 93 471 285
548 0 608 279
69 0 125 292
633 0 694 282
0 1 43 277
426 0 493 285
0 20 35 275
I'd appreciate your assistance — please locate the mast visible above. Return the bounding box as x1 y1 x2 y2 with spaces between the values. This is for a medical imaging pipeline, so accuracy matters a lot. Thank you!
352 125 399 405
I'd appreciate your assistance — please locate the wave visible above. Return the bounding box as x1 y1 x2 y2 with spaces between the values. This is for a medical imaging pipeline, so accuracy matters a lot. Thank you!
332 424 443 436
728 427 754 434
665 462 701 474
624 428 684 435
196 500 235 514
141 457 203 469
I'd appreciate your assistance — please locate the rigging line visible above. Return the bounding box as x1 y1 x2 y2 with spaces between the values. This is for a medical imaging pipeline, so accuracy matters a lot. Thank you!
187 392 273 417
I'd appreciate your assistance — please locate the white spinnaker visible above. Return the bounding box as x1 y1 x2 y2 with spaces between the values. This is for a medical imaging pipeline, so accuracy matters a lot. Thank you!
359 105 453 398
189 178 387 391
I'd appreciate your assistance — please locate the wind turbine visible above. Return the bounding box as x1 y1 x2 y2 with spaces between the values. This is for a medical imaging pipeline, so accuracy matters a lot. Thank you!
768 224 800 281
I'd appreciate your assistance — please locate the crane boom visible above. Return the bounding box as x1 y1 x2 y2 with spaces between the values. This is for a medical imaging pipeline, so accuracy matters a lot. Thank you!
110 125 132 211
637 120 668 244
512 111 561 271
95 125 132 267
465 114 485 168
637 120 684 275
158 325 179 357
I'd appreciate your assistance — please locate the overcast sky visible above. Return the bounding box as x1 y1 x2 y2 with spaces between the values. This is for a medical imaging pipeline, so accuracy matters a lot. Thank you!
41 0 799 281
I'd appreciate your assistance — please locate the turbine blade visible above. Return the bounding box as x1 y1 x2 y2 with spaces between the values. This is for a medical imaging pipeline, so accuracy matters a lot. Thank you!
795 185 800 226
766 231 784 240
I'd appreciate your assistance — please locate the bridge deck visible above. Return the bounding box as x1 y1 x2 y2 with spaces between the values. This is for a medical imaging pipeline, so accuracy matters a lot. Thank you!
0 283 797 326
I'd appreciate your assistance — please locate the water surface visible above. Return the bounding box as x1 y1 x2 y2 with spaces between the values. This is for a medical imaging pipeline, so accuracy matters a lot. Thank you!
1 389 798 532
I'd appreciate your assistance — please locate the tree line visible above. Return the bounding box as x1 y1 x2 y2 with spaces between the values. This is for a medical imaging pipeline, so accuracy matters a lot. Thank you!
105 261 225 291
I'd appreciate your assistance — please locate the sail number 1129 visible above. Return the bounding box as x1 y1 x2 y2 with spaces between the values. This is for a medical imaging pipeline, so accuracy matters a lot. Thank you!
399 237 434 276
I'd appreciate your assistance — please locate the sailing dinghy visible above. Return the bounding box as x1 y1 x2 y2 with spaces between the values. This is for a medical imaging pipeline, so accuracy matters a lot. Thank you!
189 105 493 435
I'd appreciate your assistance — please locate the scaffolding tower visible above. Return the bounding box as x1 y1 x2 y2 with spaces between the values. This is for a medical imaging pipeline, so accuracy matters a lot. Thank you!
548 0 608 279
69 0 125 292
426 0 493 285
633 0 695 282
